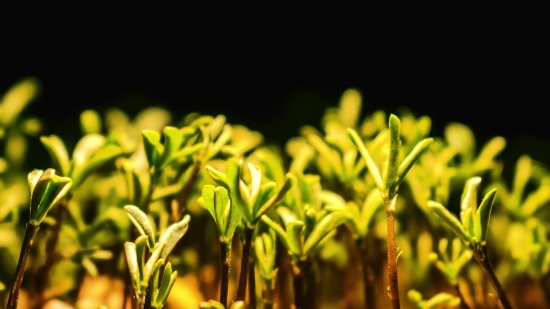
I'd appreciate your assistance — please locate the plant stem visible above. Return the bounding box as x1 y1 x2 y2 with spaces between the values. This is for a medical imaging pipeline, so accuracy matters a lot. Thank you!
292 259 316 309
175 159 201 222
247 261 256 309
356 238 376 309
220 242 231 308
7 223 39 309
384 202 401 309
237 227 254 301
454 284 470 309
34 197 70 307
541 274 550 308
261 278 275 309
473 247 513 309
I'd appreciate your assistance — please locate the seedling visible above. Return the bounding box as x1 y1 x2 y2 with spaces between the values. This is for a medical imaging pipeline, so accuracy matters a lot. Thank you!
348 114 433 309
7 169 72 309
428 177 514 308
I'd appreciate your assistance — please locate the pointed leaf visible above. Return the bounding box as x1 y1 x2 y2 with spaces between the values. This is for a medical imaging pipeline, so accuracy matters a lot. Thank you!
159 214 191 259
460 177 482 218
286 221 304 256
142 130 161 167
157 126 183 169
253 175 292 222
474 189 496 243
40 135 70 176
156 267 178 306
201 185 218 225
247 163 262 206
135 235 148 281
72 144 123 188
428 201 471 243
303 212 349 255
384 114 401 197
124 242 140 292
205 166 230 189
347 128 383 190
261 215 291 253
252 182 277 217
143 242 165 286
125 205 156 249
462 208 475 243
395 138 433 188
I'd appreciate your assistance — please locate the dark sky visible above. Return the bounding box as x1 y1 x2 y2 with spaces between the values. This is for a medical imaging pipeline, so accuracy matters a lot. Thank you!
1 2 549 164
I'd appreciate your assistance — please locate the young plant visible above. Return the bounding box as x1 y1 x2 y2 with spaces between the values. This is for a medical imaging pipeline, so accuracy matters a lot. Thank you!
124 205 190 309
260 173 349 309
348 114 433 309
428 177 514 309
199 185 241 308
254 230 278 309
7 168 72 309
429 238 473 308
205 158 291 303
407 290 461 309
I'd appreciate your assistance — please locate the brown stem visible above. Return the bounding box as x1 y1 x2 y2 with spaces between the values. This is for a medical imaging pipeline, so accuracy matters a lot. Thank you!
356 238 376 309
175 160 201 223
541 273 550 308
454 284 471 309
262 284 275 309
7 224 39 309
473 247 514 309
220 242 231 308
35 197 70 307
237 227 254 301
247 261 256 309
385 204 401 309
292 259 316 309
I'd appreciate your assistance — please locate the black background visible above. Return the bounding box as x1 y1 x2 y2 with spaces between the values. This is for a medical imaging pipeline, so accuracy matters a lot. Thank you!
1 2 549 168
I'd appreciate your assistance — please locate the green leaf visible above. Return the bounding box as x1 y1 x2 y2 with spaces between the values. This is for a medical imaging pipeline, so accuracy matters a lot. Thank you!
358 189 384 237
124 242 140 292
135 236 148 282
253 175 292 222
303 212 349 255
155 262 178 307
461 208 475 243
215 186 233 240
142 130 161 168
347 128 383 190
28 168 73 226
252 182 277 216
460 177 482 219
205 166 230 189
247 163 263 206
201 185 219 225
286 221 305 256
428 201 471 243
158 214 191 259
395 138 433 189
72 144 123 188
384 114 401 198
338 88 362 128
474 189 497 244
157 126 183 170
80 109 102 135
230 301 245 309
261 215 291 253
445 123 476 161
125 205 156 249
199 300 226 309
40 135 70 177
143 242 165 287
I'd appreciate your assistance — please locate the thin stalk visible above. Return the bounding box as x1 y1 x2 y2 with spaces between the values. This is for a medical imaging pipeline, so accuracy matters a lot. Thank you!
454 284 470 309
175 159 201 222
356 238 376 309
261 277 276 309
292 259 315 309
7 223 39 309
35 197 70 307
473 247 514 309
220 242 231 308
384 203 401 309
541 273 550 308
247 262 256 309
237 227 254 301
